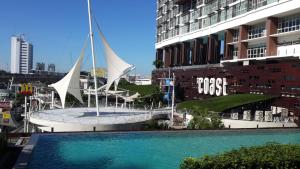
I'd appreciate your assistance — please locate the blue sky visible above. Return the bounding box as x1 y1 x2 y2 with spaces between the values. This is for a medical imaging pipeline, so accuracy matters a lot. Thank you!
0 0 156 75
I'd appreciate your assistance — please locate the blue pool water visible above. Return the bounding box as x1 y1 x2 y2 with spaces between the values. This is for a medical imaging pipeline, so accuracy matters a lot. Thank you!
28 130 300 169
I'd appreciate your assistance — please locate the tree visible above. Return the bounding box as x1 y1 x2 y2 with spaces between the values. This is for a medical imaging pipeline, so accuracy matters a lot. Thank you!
153 60 164 69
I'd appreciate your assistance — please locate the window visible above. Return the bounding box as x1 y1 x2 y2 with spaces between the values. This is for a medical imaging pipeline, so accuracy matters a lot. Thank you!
226 7 233 20
233 48 239 59
248 24 266 39
190 20 199 31
211 0 218 12
278 14 300 33
190 11 196 21
202 17 210 28
203 5 210 15
233 30 239 42
247 46 266 58
210 13 218 25
197 0 203 6
196 7 202 18
257 0 267 8
219 10 226 22
220 0 227 8
181 13 189 24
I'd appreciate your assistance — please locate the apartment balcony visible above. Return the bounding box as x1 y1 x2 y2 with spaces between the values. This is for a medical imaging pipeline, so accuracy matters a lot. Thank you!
271 29 300 38
277 44 300 57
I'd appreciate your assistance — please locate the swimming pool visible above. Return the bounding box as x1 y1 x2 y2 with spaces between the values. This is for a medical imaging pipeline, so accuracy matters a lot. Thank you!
27 130 300 169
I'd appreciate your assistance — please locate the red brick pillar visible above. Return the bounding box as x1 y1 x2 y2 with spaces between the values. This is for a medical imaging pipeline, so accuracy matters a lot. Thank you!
266 17 278 56
181 43 185 65
195 38 202 64
174 45 178 66
181 42 189 65
156 49 163 61
169 47 174 67
208 34 218 63
238 25 248 59
225 29 234 60
164 47 171 68
192 40 197 65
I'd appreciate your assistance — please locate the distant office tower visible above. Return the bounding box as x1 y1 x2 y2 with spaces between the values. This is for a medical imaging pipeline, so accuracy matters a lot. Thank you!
10 35 33 74
36 62 45 71
48 64 55 72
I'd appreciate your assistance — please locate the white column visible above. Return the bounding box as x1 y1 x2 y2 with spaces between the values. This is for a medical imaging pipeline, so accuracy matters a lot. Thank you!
88 86 91 108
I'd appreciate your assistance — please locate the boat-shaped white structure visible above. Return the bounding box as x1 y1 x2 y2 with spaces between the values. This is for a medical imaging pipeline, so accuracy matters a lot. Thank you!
29 107 169 132
28 0 170 132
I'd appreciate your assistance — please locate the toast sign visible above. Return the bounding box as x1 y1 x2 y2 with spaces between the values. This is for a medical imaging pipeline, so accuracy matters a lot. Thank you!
196 77 228 96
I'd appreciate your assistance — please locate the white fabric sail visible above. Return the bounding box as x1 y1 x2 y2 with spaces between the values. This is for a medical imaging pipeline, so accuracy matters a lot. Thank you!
97 30 135 92
49 46 85 108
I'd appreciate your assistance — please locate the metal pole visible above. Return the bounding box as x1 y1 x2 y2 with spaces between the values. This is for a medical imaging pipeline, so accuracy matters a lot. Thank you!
168 68 171 107
105 92 108 107
87 0 100 116
171 73 175 126
24 96 27 133
28 96 32 132
51 91 54 109
116 95 118 108
88 86 91 108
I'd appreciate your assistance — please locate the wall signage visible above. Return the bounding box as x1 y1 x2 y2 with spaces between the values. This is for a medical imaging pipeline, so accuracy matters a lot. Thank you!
196 77 228 96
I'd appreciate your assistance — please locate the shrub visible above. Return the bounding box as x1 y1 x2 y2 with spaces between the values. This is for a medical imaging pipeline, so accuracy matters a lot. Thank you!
143 119 168 130
187 109 224 129
180 143 300 169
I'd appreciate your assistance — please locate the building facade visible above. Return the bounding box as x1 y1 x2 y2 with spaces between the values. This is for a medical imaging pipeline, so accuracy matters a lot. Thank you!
11 35 33 74
153 0 300 123
48 64 55 72
36 62 45 71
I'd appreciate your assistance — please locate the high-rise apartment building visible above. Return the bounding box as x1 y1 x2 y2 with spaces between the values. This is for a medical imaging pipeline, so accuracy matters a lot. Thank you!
153 0 300 124
36 62 45 71
48 64 55 72
11 35 33 74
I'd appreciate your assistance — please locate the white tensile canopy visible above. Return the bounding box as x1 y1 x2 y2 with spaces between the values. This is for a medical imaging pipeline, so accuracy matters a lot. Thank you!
49 25 136 109
49 46 85 108
97 29 135 92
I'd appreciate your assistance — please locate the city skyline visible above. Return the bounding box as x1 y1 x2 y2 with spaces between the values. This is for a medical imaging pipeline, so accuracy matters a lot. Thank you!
0 0 156 75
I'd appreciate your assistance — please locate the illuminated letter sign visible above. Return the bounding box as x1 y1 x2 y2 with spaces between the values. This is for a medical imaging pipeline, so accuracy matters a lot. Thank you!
196 77 227 96
209 78 215 95
203 78 209 95
222 78 228 96
197 78 203 94
215 78 222 96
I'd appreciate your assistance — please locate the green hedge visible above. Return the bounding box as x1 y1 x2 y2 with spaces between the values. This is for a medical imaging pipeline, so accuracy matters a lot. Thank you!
180 143 300 169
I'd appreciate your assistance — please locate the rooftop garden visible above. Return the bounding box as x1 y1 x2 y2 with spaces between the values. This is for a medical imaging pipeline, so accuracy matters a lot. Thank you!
177 94 276 112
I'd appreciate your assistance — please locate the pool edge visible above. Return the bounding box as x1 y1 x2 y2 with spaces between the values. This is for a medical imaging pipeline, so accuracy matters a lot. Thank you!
12 134 39 169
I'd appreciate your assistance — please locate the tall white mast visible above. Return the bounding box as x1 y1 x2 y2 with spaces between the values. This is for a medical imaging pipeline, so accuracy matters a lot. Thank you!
87 0 100 116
